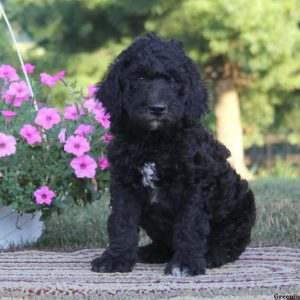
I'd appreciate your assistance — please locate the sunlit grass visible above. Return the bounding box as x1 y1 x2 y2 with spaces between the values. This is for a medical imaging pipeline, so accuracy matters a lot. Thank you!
250 179 300 247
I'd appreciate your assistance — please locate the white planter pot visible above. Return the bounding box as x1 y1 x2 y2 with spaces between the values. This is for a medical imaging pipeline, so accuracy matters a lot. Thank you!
0 206 43 250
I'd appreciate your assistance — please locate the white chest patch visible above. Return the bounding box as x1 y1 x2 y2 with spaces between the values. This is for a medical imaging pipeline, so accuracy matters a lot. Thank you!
139 162 158 203
140 162 157 188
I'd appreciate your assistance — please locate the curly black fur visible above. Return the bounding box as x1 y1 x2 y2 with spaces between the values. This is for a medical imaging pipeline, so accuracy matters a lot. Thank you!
91 33 256 277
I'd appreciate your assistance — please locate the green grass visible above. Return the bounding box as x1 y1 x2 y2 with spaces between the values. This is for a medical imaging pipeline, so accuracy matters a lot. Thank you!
29 179 300 250
250 179 300 247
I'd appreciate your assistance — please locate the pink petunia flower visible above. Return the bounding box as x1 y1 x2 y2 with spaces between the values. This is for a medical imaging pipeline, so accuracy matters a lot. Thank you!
101 133 113 144
98 156 109 170
0 64 19 81
24 63 36 74
2 92 13 105
6 81 31 107
58 128 67 143
87 85 98 96
63 104 85 121
70 154 97 178
40 73 56 88
74 124 94 137
0 132 16 158
64 135 90 157
34 186 56 205
40 70 65 88
95 110 111 129
1 110 17 125
54 70 65 81
19 124 42 145
34 107 61 130
83 97 104 115
0 172 3 178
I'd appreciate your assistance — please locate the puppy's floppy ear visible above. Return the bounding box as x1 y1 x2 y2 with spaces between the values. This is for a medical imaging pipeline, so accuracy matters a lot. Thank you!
184 61 208 122
95 60 124 119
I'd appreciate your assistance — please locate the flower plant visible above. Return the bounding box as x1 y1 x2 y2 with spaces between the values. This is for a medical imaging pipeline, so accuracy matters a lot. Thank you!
0 64 111 220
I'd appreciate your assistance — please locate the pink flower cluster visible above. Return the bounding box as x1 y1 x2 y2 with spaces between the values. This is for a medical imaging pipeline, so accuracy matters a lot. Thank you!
1 63 111 208
57 85 111 178
3 81 31 107
64 132 109 177
83 97 111 129
0 65 34 108
0 64 19 81
40 70 65 88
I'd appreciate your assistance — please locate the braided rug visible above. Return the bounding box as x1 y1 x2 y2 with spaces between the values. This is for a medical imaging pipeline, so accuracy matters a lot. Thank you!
0 246 299 299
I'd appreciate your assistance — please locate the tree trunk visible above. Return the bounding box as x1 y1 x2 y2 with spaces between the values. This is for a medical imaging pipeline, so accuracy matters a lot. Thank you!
215 78 253 180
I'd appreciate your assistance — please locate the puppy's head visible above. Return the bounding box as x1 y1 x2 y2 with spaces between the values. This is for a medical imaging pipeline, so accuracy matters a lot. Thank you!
96 33 208 131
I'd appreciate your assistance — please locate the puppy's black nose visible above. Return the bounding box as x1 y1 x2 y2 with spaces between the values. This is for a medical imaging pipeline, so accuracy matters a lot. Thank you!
148 102 167 116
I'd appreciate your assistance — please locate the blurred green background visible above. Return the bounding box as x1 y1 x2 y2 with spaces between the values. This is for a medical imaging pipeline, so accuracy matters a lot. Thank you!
1 0 300 179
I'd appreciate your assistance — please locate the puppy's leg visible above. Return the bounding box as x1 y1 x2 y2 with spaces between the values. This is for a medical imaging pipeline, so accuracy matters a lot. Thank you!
206 190 256 268
91 186 141 273
138 243 172 263
138 212 174 264
165 197 209 277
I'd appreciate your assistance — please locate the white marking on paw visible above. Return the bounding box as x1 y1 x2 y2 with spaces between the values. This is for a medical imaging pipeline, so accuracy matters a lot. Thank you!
171 266 190 277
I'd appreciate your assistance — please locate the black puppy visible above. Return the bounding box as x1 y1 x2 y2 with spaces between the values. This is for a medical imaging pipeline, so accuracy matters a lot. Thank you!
91 33 256 277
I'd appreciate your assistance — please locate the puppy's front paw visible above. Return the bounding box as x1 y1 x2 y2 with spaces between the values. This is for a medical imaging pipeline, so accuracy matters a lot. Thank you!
164 260 205 277
91 252 134 273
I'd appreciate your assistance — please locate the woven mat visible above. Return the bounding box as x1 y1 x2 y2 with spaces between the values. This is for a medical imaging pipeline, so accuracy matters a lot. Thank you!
0 247 299 299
